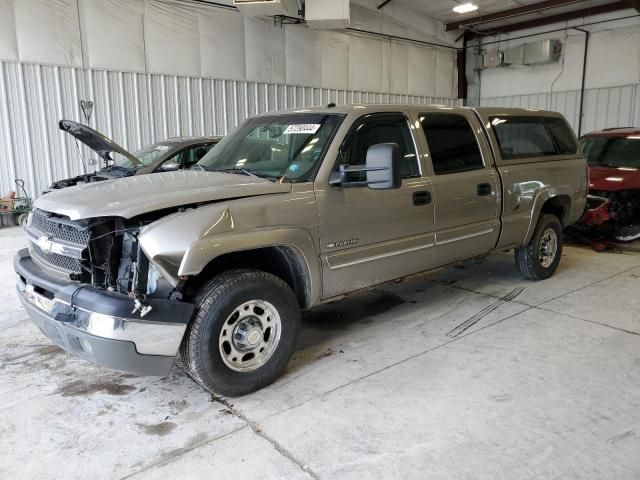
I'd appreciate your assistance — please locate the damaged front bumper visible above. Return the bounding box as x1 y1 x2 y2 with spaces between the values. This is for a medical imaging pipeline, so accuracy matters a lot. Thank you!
576 192 640 242
581 194 612 225
14 248 194 376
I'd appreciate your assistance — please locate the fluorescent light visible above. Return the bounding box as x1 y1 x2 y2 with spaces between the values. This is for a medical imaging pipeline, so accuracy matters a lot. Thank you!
453 3 478 14
605 177 624 182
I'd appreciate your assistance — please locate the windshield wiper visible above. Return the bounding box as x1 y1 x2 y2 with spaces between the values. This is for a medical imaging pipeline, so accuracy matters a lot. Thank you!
206 167 273 179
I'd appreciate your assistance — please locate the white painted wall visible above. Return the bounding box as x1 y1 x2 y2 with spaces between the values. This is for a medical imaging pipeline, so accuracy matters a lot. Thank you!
0 0 459 197
480 18 640 98
478 11 640 133
0 0 457 97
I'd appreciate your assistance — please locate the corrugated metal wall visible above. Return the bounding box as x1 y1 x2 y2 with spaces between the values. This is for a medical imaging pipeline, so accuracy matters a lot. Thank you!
0 60 457 198
481 84 640 136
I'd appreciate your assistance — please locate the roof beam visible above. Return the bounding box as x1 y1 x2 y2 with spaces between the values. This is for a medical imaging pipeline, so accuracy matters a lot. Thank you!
469 1 632 37
623 0 640 12
445 0 584 31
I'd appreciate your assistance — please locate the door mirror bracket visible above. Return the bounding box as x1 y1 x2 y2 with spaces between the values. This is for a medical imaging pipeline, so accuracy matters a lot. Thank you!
328 143 401 190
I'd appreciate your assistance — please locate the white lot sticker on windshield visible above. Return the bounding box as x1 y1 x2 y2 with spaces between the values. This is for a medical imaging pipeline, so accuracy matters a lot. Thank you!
283 124 321 135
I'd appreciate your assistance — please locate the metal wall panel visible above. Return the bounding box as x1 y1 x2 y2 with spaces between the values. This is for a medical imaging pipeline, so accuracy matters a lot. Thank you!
0 60 457 198
481 84 640 136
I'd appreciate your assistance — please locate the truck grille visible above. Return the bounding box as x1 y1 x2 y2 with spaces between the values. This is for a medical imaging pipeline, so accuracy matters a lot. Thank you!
30 243 84 274
31 210 90 245
27 209 89 276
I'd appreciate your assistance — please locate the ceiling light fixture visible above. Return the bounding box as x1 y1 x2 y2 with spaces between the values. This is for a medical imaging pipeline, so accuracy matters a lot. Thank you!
453 2 478 14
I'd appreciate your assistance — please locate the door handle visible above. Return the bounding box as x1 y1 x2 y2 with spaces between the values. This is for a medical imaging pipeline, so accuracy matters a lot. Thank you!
413 191 432 206
477 183 492 196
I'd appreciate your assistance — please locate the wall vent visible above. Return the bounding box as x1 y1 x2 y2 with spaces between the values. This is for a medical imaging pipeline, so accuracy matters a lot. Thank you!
233 0 299 17
305 0 350 29
483 49 504 68
524 39 562 65
504 44 525 65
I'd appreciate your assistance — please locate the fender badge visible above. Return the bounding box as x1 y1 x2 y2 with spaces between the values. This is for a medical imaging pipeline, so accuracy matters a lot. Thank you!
326 238 359 249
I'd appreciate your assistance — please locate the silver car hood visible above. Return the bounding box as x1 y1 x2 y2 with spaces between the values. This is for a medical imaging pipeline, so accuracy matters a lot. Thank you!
35 170 292 220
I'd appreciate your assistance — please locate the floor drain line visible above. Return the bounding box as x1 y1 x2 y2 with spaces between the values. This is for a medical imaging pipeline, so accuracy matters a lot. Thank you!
211 394 320 479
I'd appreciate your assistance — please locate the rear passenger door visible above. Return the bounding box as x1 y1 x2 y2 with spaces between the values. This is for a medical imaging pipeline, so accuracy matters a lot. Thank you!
415 110 500 265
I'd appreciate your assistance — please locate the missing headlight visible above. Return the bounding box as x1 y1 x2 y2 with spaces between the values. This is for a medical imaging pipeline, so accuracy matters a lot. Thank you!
147 263 162 295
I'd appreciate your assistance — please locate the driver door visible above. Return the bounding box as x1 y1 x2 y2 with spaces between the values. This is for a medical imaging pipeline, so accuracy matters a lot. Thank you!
315 112 436 299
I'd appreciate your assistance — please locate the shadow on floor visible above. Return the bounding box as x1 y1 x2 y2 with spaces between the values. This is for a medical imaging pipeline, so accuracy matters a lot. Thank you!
296 289 408 352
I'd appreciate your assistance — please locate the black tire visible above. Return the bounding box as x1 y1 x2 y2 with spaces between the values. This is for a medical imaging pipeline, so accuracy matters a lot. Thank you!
180 269 300 397
515 213 564 280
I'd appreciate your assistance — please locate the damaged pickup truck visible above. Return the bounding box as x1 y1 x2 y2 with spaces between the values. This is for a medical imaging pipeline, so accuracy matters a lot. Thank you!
15 105 587 396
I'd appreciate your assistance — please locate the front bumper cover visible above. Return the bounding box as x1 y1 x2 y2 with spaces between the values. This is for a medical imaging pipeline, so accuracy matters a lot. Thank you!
14 248 194 376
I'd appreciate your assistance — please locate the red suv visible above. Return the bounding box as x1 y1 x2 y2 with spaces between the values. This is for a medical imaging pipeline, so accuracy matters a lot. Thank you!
580 128 640 242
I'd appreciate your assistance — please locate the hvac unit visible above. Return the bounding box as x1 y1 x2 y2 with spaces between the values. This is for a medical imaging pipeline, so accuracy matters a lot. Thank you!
233 0 300 17
504 44 525 65
524 39 562 65
305 0 350 29
483 49 504 68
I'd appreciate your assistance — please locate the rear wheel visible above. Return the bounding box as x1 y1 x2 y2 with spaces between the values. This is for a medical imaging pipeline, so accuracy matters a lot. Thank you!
515 214 563 280
180 269 300 397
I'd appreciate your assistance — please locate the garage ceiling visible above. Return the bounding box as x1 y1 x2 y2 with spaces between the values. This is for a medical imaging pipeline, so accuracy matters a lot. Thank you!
376 0 639 34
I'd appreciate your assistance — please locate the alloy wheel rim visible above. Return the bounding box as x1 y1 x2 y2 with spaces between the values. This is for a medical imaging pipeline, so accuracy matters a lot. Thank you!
538 228 558 268
219 299 282 372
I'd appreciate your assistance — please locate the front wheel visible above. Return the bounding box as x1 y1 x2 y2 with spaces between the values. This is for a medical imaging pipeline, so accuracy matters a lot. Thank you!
515 214 563 280
180 269 300 397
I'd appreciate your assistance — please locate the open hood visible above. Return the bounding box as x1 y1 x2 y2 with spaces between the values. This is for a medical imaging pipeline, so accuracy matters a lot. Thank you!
35 170 291 220
59 120 141 166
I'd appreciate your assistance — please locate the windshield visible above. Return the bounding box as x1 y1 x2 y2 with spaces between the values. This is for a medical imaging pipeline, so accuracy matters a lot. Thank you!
113 144 173 169
581 136 640 168
198 113 344 182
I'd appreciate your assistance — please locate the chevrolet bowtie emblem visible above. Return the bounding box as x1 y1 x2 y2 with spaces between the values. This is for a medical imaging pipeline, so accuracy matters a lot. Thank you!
36 235 54 254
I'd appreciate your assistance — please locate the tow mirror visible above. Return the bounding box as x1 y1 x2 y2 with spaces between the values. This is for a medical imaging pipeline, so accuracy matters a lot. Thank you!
329 143 401 190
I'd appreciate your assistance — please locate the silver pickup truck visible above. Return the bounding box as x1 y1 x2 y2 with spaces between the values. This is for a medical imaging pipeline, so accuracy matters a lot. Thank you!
15 105 587 396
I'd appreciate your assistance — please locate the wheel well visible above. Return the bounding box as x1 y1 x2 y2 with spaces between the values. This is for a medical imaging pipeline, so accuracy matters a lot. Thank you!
181 246 312 309
540 195 571 226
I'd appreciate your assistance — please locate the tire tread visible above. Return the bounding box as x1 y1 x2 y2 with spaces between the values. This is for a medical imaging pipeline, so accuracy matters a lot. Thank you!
514 213 563 281
180 269 298 396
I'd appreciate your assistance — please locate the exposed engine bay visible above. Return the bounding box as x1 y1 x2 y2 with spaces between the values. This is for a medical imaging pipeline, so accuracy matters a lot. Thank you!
26 208 177 316
47 169 134 190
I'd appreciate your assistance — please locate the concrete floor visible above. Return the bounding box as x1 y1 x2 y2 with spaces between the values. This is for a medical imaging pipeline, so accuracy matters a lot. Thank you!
2 225 640 479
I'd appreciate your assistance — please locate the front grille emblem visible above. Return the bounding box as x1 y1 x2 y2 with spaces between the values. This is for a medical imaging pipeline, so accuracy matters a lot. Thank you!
36 235 54 254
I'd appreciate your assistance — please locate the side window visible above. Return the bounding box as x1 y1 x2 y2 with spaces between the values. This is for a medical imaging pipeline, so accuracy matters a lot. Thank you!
339 113 419 180
490 116 578 160
420 113 484 175
181 143 215 168
544 117 578 155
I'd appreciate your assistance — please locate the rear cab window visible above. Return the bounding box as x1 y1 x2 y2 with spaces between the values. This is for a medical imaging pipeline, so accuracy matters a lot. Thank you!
489 115 578 160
